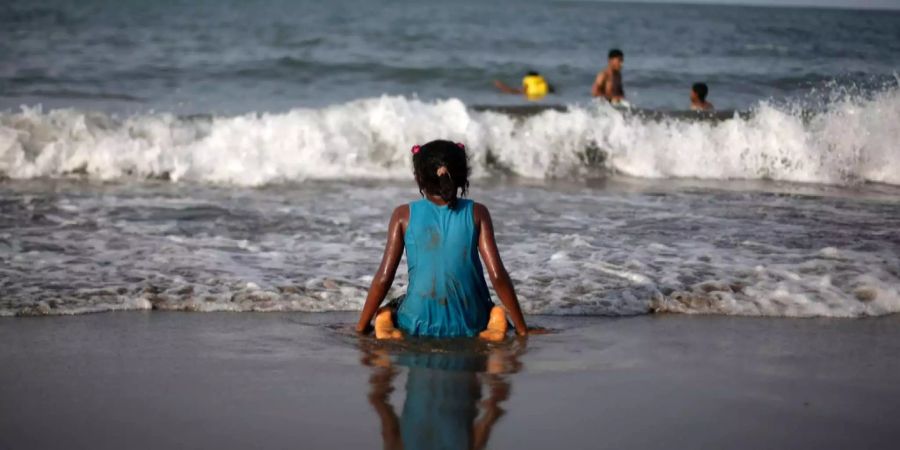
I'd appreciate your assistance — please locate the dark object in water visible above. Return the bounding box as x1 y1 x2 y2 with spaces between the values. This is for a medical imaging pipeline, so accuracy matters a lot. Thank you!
472 104 748 121
626 108 750 122
471 104 568 116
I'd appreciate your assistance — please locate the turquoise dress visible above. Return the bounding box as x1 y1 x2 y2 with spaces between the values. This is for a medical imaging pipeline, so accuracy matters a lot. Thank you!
397 198 493 337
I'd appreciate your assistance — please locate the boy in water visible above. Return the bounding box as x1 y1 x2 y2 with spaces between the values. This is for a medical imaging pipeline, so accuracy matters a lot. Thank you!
690 82 714 111
494 71 554 101
591 49 625 104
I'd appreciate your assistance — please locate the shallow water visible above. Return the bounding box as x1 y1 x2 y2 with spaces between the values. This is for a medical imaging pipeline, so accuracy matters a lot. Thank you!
3 312 900 449
2 178 898 318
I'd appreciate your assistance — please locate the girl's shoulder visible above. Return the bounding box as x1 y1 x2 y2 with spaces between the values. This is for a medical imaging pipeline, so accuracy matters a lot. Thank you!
390 203 411 223
471 201 491 223
468 199 486 210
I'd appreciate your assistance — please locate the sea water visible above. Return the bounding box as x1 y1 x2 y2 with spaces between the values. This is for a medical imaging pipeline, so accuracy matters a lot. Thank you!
3 0 900 113
1 0 899 318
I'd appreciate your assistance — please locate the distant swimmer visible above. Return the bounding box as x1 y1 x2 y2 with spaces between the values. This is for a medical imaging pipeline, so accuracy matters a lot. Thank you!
494 71 555 101
591 49 625 104
690 82 714 111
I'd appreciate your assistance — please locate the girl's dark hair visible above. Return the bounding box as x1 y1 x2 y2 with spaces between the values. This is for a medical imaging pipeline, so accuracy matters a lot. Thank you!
412 139 470 209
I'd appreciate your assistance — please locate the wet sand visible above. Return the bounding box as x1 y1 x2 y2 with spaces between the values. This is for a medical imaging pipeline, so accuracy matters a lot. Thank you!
2 312 899 450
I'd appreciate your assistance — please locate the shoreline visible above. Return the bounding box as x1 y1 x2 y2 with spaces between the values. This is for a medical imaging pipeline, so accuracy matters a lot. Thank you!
3 312 899 449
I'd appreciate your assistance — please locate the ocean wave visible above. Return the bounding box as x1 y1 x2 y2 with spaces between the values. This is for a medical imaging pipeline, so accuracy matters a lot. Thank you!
2 178 898 319
6 259 898 319
1 85 899 186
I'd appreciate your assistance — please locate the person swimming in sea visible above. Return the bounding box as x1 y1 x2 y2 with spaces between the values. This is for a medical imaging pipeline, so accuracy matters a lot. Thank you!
591 48 626 104
493 71 554 101
690 82 714 111
355 139 541 340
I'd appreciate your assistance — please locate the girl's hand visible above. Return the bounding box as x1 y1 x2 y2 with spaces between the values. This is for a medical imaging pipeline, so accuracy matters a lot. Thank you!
356 323 373 335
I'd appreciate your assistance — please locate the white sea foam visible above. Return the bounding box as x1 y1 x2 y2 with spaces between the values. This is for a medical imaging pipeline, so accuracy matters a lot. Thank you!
2 89 899 320
2 85 899 186
2 180 899 319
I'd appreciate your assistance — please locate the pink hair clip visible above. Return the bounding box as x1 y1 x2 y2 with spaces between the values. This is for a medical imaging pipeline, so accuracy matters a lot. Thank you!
411 145 421 154
456 142 465 150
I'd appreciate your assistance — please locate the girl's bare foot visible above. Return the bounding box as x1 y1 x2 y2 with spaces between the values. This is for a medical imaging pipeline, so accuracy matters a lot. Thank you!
374 307 403 340
479 306 508 342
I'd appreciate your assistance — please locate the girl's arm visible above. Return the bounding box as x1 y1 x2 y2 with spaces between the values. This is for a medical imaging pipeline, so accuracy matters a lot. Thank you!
474 203 529 336
356 206 408 333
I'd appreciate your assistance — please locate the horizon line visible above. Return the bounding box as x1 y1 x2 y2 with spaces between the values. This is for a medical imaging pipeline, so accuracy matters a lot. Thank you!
554 0 900 12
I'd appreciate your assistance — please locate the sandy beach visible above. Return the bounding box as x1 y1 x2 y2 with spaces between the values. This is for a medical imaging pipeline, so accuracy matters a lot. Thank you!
2 312 899 450
3 1 900 449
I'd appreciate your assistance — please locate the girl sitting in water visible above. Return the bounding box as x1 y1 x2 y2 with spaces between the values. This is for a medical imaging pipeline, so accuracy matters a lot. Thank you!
355 139 535 340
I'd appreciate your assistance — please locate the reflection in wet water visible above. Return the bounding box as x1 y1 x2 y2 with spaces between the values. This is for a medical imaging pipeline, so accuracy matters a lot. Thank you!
360 338 526 450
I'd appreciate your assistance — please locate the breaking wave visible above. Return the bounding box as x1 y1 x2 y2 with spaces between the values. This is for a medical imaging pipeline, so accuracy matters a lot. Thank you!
1 85 899 186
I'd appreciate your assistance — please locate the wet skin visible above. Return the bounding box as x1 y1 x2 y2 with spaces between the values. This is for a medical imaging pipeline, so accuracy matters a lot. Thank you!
592 57 625 103
355 193 535 336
